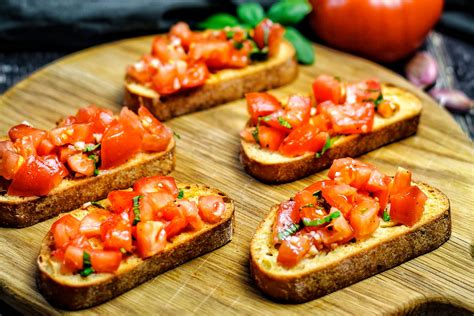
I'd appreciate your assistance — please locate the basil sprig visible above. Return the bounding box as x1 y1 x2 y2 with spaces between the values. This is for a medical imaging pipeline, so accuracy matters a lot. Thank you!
302 211 341 227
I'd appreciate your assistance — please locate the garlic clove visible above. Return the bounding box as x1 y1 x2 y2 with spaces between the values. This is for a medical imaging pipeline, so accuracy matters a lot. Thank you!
406 52 438 89
429 88 474 114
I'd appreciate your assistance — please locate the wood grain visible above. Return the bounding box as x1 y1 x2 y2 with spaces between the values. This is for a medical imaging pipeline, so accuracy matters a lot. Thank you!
0 36 472 315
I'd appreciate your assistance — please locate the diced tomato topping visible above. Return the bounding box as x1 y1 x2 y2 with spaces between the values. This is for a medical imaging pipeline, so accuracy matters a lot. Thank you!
1 150 24 180
319 207 354 246
75 105 115 134
151 36 187 63
13 136 36 158
189 40 232 70
100 215 133 251
345 79 382 104
390 185 427 227
162 204 188 239
133 175 179 198
272 200 299 244
246 92 282 125
253 18 284 56
391 167 412 196
67 153 95 177
377 100 398 118
63 245 85 270
322 102 375 134
177 199 204 231
170 22 193 50
136 221 167 258
257 126 286 151
321 184 358 217
312 75 343 104
90 250 122 273
279 124 328 157
139 191 175 221
107 190 137 213
328 158 375 189
37 139 56 156
51 214 81 249
79 209 111 237
277 234 310 268
262 95 312 132
8 124 47 148
198 195 226 224
49 123 94 146
349 195 380 240
100 121 141 169
240 128 256 143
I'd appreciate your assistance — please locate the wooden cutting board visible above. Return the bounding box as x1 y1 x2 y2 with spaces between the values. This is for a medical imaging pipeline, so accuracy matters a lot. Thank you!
0 36 472 315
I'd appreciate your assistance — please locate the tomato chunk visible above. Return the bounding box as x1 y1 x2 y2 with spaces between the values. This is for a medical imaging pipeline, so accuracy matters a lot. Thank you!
100 121 141 169
312 75 343 104
64 246 85 270
51 214 81 249
49 123 94 146
279 124 328 157
322 102 375 134
319 208 354 247
79 209 111 238
321 184 358 217
136 221 167 258
100 215 133 251
139 191 175 221
246 92 281 125
272 200 299 244
1 150 24 180
177 199 204 231
257 126 286 151
67 153 95 177
390 185 427 227
346 79 382 104
350 195 380 240
391 167 412 196
8 124 47 148
277 235 310 268
198 195 226 224
107 190 138 213
90 250 122 273
328 158 374 189
133 175 179 198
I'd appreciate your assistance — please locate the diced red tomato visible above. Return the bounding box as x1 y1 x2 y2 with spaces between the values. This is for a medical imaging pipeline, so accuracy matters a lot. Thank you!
246 92 282 125
276 234 310 268
301 180 338 196
309 114 332 132
127 57 156 84
67 153 95 177
13 136 36 157
170 22 193 50
151 36 187 63
345 79 382 104
257 126 286 151
0 140 14 156
377 100 398 118
79 209 111 237
8 124 47 148
198 195 226 224
136 221 167 258
133 175 179 197
312 75 343 104
391 167 412 196
177 199 204 231
272 200 299 244
151 63 181 95
188 40 232 70
90 250 122 273
328 158 374 189
239 128 256 143
107 190 137 213
1 150 24 180
262 95 312 132
279 124 328 157
253 18 283 57
58 115 77 127
321 184 358 217
180 61 209 89
100 215 133 251
390 185 427 227
100 121 142 169
75 105 115 134
139 191 175 221
267 22 284 57
58 145 80 163
63 245 84 270
161 204 188 239
49 123 94 146
350 195 380 240
119 107 146 136
8 155 64 197
322 102 375 134
51 214 81 249
319 207 354 246
37 139 56 156
227 41 252 68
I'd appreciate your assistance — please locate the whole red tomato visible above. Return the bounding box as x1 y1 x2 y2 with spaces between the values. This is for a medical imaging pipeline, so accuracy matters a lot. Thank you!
309 0 443 62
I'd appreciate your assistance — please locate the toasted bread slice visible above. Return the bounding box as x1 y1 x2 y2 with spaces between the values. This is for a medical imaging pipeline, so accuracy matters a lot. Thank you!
124 41 298 121
250 182 450 303
240 84 422 183
37 183 234 310
0 139 175 228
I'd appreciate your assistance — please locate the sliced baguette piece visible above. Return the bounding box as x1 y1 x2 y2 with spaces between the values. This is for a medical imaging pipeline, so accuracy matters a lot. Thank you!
240 84 422 183
0 139 175 228
250 182 450 303
37 183 234 310
124 40 298 121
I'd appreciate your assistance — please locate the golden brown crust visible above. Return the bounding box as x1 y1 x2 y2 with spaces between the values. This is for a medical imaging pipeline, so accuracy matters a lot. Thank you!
123 42 298 121
37 184 234 310
0 140 176 228
249 183 451 303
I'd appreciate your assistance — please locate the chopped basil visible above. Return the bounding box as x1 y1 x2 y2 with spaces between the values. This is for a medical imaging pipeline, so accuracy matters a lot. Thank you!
301 203 314 208
315 136 331 158
278 117 292 129
88 154 100 176
80 267 94 277
120 247 127 254
374 93 383 109
83 143 100 153
277 223 300 241
302 211 341 227
91 201 104 209
233 40 244 50
383 209 391 222
173 131 181 139
312 190 321 198
132 195 142 226
177 189 184 199
259 115 272 122
251 126 259 143
79 251 94 277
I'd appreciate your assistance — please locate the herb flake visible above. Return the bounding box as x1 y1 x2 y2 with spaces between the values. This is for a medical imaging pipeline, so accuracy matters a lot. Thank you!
383 209 391 222
277 223 300 241
88 154 100 176
173 131 181 139
303 211 341 227
91 201 104 209
278 117 292 129
132 195 142 226
84 143 100 153
79 251 94 277
177 189 184 199
251 126 259 143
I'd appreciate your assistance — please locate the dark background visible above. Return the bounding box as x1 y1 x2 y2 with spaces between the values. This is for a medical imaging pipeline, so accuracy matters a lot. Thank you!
0 0 472 139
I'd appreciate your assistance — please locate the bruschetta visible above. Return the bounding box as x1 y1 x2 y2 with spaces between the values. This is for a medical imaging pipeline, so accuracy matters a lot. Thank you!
0 105 175 227
37 175 234 310
240 76 422 183
124 19 298 121
250 158 450 303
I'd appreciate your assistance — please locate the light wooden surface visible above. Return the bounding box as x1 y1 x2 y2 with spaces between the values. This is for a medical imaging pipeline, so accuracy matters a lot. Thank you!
0 36 473 315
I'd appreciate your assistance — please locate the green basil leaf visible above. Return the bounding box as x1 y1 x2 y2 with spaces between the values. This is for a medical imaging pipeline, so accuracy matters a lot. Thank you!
237 3 265 27
267 0 312 25
198 13 240 30
284 26 314 64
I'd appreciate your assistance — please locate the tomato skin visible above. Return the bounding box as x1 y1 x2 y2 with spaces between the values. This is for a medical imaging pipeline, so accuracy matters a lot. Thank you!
79 209 111 238
198 195 226 224
151 36 187 63
189 40 232 70
177 199 204 231
309 0 443 62
391 167 412 196
100 215 133 251
253 18 284 56
51 214 81 249
272 200 299 244
350 195 380 240
8 124 47 148
37 139 56 156
240 128 256 143
49 123 94 146
136 221 167 258
319 207 354 247
64 245 84 270
322 102 375 134
277 235 311 268
246 92 282 125
170 22 193 50
279 124 328 157
328 158 374 189
390 185 427 227
262 95 312 132
75 105 115 134
107 190 137 213
67 153 95 177
119 107 146 136
312 75 343 104
257 126 286 151
90 250 122 273
151 63 181 95
180 61 209 89
13 136 36 158
8 155 64 197
1 150 24 180
133 175 179 198
162 204 187 239
321 184 358 217
100 121 142 169
139 191 175 221
345 80 381 104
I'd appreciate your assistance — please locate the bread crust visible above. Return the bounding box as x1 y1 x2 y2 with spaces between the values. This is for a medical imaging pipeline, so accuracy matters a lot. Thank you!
240 85 422 183
123 41 298 121
249 183 451 303
37 183 234 310
0 139 176 228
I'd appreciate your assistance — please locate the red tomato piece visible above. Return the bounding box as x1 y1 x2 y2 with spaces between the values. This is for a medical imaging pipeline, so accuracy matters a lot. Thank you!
75 105 115 134
390 185 427 226
8 155 64 197
139 191 175 221
345 79 382 104
137 106 164 134
141 132 172 152
8 124 47 148
90 249 122 273
51 214 81 249
100 121 142 169
377 100 398 118
323 102 375 134
188 40 232 70
180 61 209 89
37 139 56 156
227 41 252 68
279 124 328 157
272 200 299 244
239 128 256 143
277 234 310 268
328 158 375 189
319 207 354 247
267 22 284 57
100 215 133 251
107 190 138 213
136 221 167 258
151 36 186 63
162 204 188 239
67 153 95 177
312 75 343 104
151 63 181 95
309 114 332 132
253 18 283 55
79 209 112 237
119 107 146 136
177 199 204 231
58 145 80 163
301 180 338 196
1 150 24 180
321 184 358 217
49 123 94 146
126 55 157 84
170 22 193 50
246 92 282 125
350 195 380 240
198 195 226 224
391 167 412 196
64 245 85 270
257 125 286 151
133 175 179 197
262 95 312 132
13 136 36 157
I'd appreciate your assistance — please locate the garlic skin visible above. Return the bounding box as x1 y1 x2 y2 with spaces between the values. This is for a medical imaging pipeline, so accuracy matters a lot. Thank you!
429 88 474 114
406 52 438 88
